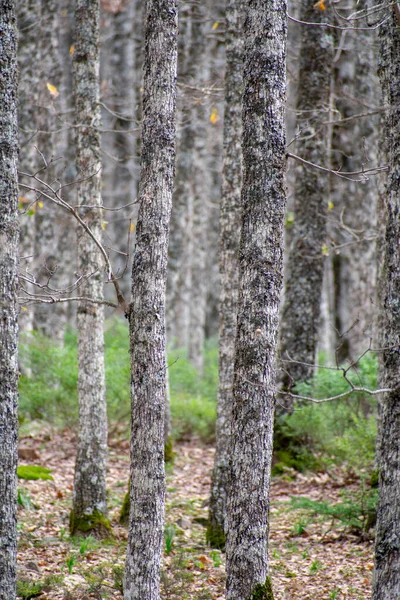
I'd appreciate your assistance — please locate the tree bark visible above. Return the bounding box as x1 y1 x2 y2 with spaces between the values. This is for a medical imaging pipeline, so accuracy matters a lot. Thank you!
330 2 378 363
71 0 109 538
124 0 177 598
373 5 400 599
208 0 243 550
225 0 287 598
0 2 19 597
32 0 67 341
278 0 334 396
17 0 40 335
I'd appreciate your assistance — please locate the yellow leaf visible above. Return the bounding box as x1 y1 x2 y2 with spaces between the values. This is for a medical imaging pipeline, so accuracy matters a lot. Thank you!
130 222 135 233
37 201 43 209
210 107 219 125
314 0 327 10
101 221 108 230
322 244 330 256
22 307 27 312
46 83 59 98
327 201 334 211
212 21 219 31
69 44 75 55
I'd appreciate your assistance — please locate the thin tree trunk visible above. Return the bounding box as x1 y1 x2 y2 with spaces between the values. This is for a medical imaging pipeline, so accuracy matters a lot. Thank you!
278 1 334 396
70 0 109 538
225 0 287 598
17 0 40 335
166 5 195 350
33 0 67 341
207 0 243 550
124 0 177 598
0 2 19 597
373 5 400 599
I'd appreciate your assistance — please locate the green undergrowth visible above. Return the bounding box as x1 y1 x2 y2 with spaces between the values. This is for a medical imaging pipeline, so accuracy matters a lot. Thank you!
274 353 378 474
17 575 63 599
289 483 378 533
19 321 218 444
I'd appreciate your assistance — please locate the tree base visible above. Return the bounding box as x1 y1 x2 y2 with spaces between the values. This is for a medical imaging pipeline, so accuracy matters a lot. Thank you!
206 520 226 550
248 578 274 600
69 508 112 538
119 490 130 526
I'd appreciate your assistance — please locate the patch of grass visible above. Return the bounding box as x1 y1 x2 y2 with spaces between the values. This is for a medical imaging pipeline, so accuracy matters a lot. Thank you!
164 524 176 555
17 578 43 599
310 560 322 575
289 486 378 532
18 488 33 510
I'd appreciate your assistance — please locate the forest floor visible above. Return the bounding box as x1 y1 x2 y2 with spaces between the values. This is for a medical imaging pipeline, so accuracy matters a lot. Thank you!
17 425 373 600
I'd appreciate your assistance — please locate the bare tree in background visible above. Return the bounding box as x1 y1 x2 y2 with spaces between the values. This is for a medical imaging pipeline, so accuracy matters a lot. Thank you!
279 0 334 398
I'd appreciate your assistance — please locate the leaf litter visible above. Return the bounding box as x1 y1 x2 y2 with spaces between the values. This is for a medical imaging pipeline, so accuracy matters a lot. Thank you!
17 429 373 599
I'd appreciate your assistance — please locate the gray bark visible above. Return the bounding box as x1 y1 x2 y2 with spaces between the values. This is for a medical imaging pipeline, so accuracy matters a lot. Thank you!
208 0 243 549
71 0 109 536
225 0 287 597
17 0 40 334
33 0 67 341
124 0 177 598
166 5 195 350
0 2 19 598
373 5 400 599
279 1 334 395
330 4 378 362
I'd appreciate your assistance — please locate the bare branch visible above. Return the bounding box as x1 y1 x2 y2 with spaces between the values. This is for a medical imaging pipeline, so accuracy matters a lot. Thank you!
287 152 388 182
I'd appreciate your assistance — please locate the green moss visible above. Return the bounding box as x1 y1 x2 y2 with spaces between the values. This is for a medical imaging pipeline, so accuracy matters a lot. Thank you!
17 465 53 481
248 578 274 600
17 578 43 599
205 520 226 550
119 490 130 526
164 436 175 463
69 508 112 538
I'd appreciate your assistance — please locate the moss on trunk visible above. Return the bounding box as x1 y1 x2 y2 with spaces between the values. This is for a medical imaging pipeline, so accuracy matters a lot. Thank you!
248 578 274 600
69 508 112 538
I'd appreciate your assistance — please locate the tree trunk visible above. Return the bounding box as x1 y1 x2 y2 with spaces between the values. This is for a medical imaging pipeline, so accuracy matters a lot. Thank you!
207 0 243 550
225 0 287 598
32 0 67 341
70 0 109 538
0 2 19 597
278 0 334 396
124 0 177 598
17 0 40 335
373 5 400 599
330 4 378 363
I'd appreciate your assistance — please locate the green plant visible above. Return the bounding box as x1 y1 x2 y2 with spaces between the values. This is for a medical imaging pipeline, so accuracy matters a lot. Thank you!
112 566 124 593
210 550 222 568
310 560 322 574
16 578 43 599
17 488 33 510
290 487 378 532
164 524 176 555
329 590 340 599
274 353 378 473
66 554 76 575
292 519 307 536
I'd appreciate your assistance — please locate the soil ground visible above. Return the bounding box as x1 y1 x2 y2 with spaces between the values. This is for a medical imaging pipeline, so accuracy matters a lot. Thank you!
16 426 373 599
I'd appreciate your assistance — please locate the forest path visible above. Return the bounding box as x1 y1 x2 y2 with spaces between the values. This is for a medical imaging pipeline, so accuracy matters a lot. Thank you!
16 427 373 599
